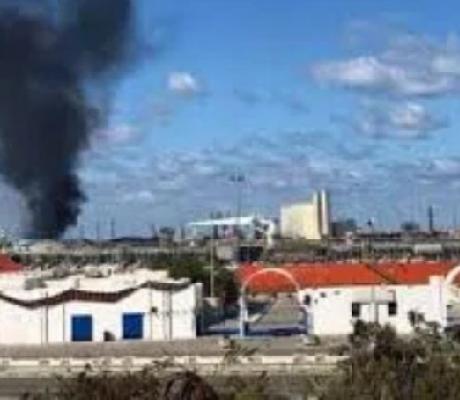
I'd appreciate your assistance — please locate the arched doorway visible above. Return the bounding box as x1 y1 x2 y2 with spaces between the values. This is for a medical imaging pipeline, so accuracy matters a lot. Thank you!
239 267 305 337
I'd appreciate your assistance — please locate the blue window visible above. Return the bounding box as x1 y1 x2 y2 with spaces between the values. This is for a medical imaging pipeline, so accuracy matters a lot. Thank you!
71 315 93 342
122 313 144 340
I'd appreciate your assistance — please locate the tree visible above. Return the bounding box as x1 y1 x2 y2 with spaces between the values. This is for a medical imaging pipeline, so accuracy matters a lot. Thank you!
325 322 460 400
401 221 421 233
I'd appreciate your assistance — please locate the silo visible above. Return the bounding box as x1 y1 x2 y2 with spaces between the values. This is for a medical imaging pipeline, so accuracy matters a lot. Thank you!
320 189 330 237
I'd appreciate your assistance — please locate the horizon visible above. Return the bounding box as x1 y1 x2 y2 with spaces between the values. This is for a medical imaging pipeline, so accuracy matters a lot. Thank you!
0 0 459 238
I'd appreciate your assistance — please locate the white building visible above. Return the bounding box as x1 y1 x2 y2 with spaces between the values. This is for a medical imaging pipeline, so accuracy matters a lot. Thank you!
0 267 202 344
280 190 330 240
239 261 460 336
300 278 445 335
188 215 278 247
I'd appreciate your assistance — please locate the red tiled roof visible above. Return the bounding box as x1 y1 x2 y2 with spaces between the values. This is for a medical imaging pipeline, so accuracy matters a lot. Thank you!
0 254 24 273
236 261 458 293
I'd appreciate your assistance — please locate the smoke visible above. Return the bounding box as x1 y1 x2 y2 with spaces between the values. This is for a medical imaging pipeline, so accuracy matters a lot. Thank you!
0 0 134 238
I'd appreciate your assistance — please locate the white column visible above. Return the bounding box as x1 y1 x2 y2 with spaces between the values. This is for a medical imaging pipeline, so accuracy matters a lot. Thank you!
239 295 246 337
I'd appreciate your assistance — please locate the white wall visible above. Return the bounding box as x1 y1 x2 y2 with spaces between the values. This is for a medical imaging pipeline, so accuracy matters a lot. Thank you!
280 200 322 240
301 279 446 336
0 285 198 345
320 190 330 237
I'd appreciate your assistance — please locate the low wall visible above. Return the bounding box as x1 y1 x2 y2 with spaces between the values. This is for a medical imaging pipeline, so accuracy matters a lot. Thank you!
0 354 345 378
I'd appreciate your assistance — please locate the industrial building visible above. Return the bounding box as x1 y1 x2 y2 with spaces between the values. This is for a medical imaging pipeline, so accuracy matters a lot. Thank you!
0 261 201 344
280 190 330 240
238 261 460 336
188 215 277 246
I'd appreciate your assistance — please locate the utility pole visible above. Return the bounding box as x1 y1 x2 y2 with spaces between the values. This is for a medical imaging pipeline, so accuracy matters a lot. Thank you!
210 233 215 298
79 224 85 240
230 172 245 262
428 205 435 234
96 221 101 241
110 218 116 240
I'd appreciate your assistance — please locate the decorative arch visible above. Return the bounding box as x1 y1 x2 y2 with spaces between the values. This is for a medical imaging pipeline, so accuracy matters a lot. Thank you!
444 264 460 287
438 265 460 330
240 267 302 297
239 267 304 337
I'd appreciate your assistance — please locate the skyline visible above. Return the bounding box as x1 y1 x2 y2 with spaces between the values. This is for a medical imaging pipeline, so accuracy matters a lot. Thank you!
1 0 460 237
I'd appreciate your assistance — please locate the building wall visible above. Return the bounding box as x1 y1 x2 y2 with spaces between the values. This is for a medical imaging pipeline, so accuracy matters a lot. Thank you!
280 190 330 240
280 202 321 240
301 278 445 336
320 190 330 237
0 285 198 345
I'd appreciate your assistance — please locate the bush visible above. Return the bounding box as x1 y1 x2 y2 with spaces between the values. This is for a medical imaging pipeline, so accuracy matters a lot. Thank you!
325 321 460 400
26 369 218 400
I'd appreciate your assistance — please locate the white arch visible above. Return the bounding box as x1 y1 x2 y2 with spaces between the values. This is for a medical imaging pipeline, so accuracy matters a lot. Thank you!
438 264 460 330
444 264 460 287
239 267 303 337
241 267 301 296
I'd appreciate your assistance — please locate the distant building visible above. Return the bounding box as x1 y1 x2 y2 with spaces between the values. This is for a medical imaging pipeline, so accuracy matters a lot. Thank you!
11 239 68 255
280 190 330 240
188 215 277 247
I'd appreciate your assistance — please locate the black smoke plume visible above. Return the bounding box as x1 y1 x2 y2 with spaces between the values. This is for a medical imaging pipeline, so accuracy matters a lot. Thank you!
0 0 134 238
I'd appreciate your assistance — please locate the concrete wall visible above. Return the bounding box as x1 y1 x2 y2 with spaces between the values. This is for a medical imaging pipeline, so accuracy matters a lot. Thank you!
320 190 330 237
280 190 331 240
280 202 321 240
301 279 446 336
0 286 197 345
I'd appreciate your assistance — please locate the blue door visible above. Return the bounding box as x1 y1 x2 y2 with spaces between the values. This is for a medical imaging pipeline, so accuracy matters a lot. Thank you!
122 313 144 340
71 315 93 342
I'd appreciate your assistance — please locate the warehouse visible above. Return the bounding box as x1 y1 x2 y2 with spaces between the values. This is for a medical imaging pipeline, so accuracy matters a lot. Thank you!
238 261 460 336
0 265 201 344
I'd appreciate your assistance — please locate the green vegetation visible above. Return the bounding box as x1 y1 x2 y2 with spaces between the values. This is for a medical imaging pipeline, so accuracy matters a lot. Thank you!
13 250 240 301
23 322 460 399
167 254 238 301
25 369 218 400
325 322 460 400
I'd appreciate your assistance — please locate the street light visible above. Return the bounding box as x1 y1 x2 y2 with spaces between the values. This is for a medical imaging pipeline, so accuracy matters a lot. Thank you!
230 172 245 261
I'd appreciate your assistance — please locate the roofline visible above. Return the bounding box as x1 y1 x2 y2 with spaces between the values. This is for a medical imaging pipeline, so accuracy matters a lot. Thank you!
0 281 191 309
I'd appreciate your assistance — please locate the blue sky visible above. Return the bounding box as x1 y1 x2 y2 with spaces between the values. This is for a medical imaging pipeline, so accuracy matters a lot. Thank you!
4 0 460 237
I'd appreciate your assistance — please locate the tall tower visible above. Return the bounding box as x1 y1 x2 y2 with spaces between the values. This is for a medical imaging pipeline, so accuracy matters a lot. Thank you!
320 189 331 237
428 205 434 233
312 191 322 238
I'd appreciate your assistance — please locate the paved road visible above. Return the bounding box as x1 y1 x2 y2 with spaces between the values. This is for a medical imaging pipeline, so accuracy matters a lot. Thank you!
254 295 303 327
207 294 306 335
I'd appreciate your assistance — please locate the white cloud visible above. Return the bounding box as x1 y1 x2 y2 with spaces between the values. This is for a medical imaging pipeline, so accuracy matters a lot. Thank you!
167 71 202 95
311 34 460 97
343 101 447 140
121 190 155 203
95 125 138 146
389 103 437 131
420 158 460 181
313 57 400 90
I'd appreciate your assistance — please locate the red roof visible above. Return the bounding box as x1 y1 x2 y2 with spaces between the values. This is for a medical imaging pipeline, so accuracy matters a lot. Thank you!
0 254 24 273
237 261 458 293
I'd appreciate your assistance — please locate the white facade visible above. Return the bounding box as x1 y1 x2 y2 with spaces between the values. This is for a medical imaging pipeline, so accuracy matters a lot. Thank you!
0 269 201 345
281 190 331 240
188 215 278 246
319 190 330 237
299 276 447 336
